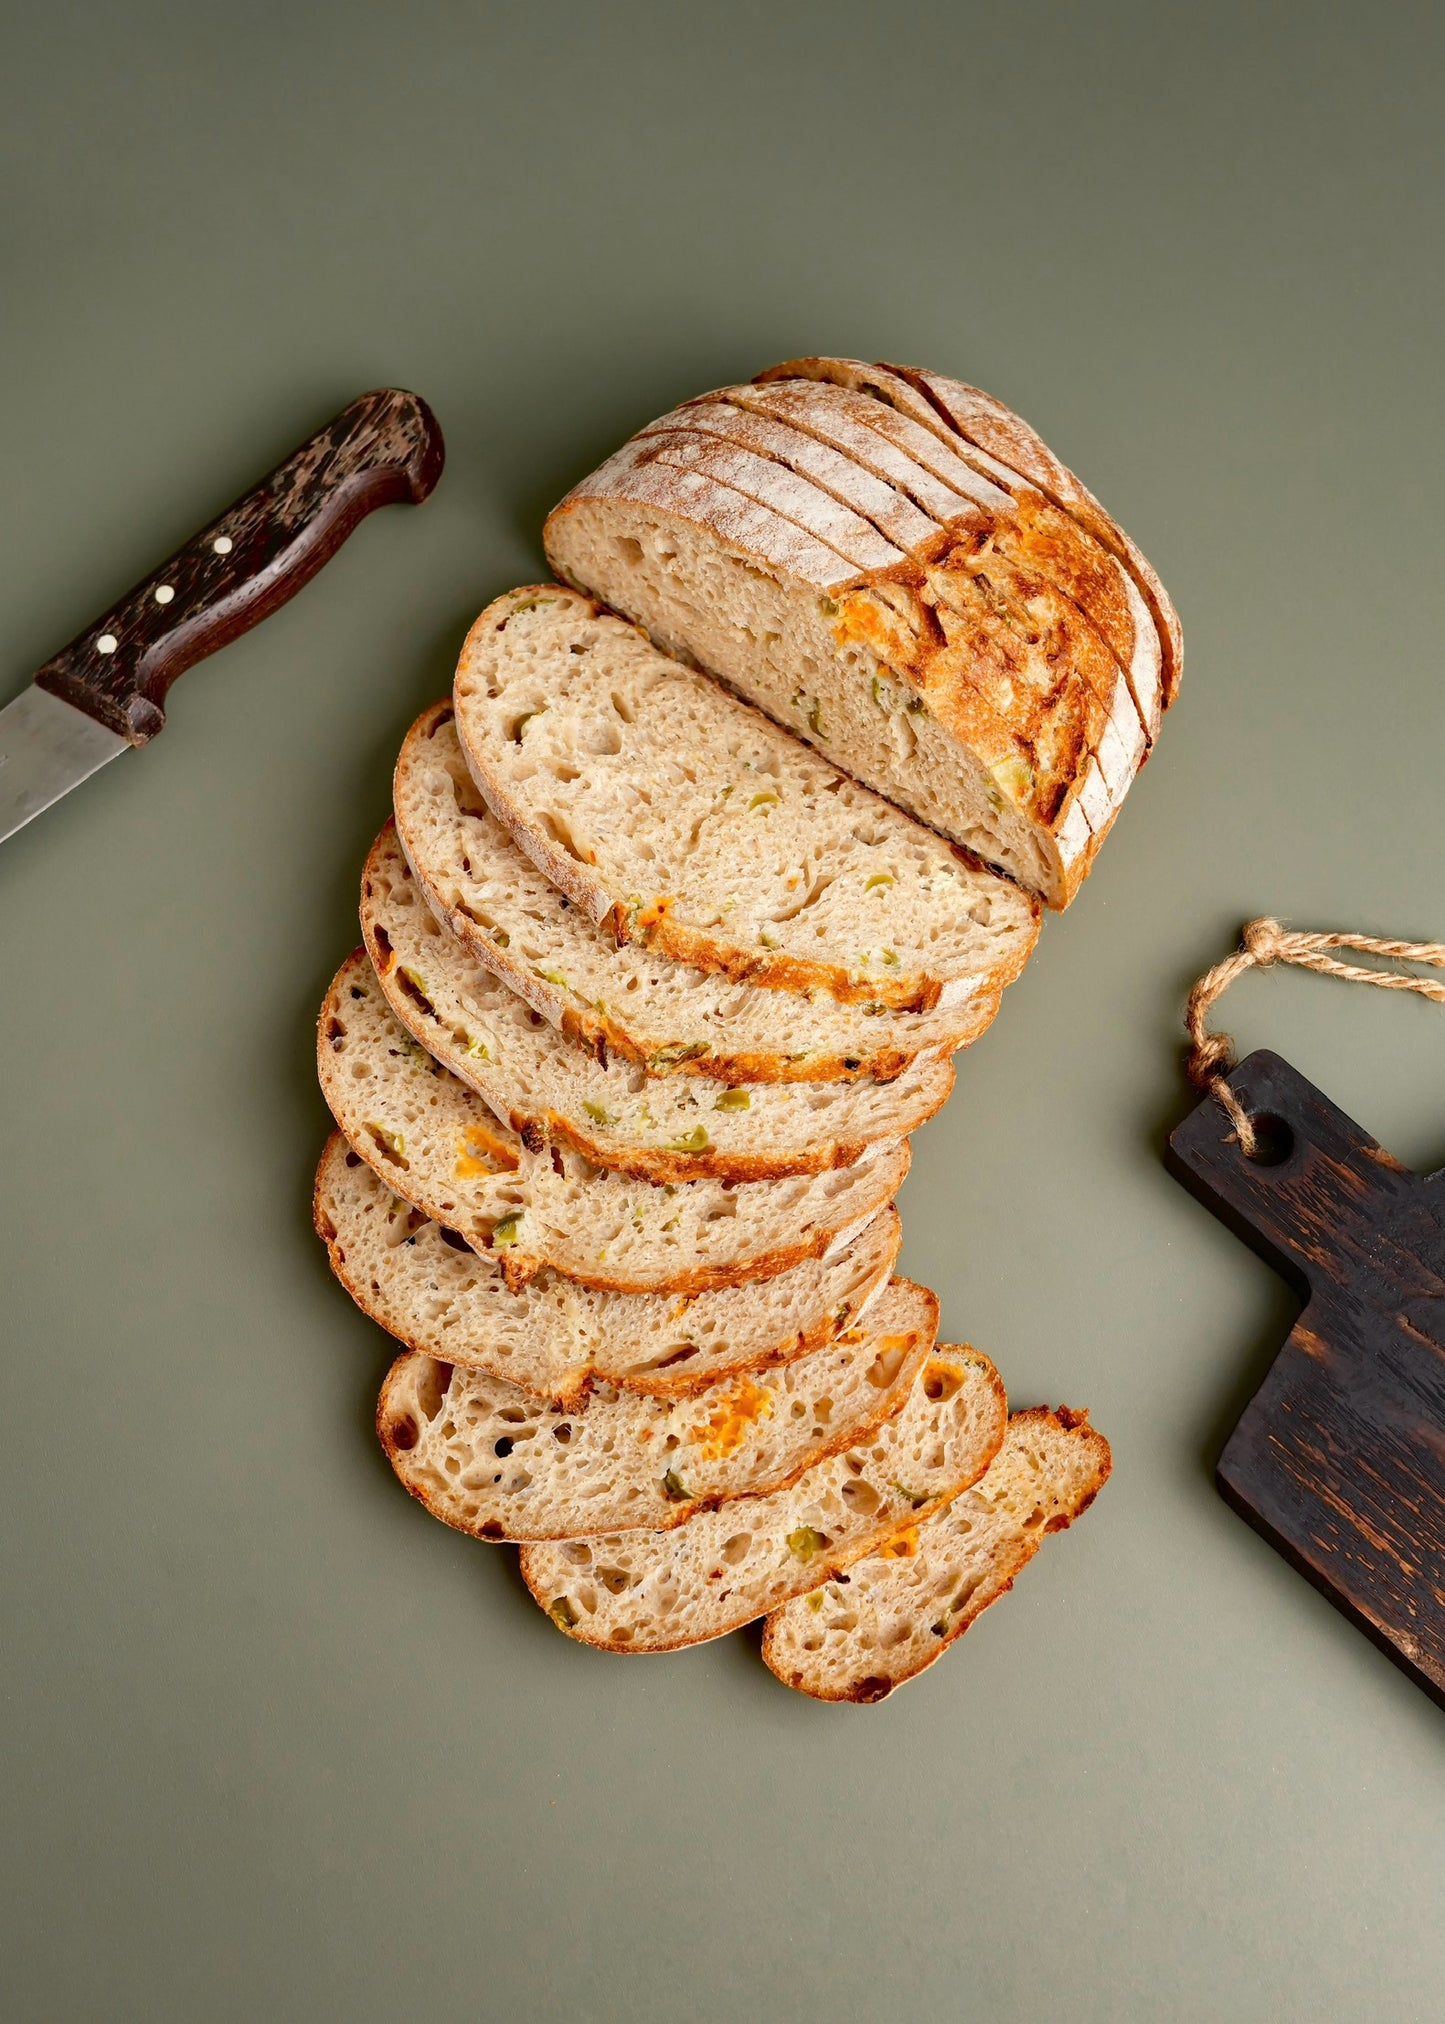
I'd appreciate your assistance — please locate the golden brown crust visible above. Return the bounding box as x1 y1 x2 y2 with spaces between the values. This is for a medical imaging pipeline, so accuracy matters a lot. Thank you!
831 551 1115 835
747 359 1159 732
751 357 1172 751
878 362 1182 707
614 897 947 1015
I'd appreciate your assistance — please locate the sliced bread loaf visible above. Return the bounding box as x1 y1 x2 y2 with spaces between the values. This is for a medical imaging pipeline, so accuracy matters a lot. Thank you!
316 964 910 1294
395 700 998 1084
520 1345 1007 1650
375 1277 936 1538
316 1134 901 1405
359 829 954 1182
544 361 1180 907
761 1406 1111 1701
451 585 1039 1008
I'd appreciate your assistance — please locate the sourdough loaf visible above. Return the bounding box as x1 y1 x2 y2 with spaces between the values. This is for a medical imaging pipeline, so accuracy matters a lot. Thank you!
395 701 999 1084
375 1277 936 1538
451 586 1039 1009
762 1406 1111 1700
316 1135 901 1405
359 828 955 1182
544 359 1180 906
520 1345 1007 1650
316 960 911 1293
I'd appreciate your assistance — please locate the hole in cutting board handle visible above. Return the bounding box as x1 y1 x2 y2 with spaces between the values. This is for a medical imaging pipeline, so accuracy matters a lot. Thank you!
1243 1113 1295 1167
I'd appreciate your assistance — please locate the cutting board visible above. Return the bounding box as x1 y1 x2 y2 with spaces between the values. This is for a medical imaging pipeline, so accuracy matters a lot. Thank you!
1168 1048 1445 1706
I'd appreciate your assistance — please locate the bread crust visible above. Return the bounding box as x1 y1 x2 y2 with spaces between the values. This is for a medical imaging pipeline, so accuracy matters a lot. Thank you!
871 361 1181 706
755 357 1175 727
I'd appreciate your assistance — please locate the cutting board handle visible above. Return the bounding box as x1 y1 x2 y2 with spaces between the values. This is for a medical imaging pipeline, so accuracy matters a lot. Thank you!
1166 1049 1412 1292
32 388 444 744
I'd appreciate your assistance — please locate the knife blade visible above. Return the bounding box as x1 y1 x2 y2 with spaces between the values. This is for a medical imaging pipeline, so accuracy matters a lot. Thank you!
0 387 444 848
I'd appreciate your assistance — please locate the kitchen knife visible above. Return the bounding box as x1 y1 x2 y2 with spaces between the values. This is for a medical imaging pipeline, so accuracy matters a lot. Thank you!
0 387 444 846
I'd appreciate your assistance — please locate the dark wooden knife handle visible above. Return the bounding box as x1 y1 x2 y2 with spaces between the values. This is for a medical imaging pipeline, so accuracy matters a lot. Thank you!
33 388 444 744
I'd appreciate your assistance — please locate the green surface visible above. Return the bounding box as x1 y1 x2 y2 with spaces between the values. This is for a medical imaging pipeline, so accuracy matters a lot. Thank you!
3 3 1443 2019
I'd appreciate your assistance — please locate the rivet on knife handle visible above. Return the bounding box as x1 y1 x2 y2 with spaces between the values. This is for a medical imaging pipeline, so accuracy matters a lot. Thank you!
32 388 445 744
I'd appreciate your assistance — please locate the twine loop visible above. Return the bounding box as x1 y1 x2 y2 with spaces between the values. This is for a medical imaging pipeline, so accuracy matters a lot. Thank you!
1185 916 1445 1157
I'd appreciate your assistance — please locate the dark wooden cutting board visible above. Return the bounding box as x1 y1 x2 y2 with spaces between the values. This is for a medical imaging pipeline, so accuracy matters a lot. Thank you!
1167 1048 1445 1706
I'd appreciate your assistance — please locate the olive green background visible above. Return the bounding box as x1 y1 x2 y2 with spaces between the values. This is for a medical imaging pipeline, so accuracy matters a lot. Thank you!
2 2 1442 2018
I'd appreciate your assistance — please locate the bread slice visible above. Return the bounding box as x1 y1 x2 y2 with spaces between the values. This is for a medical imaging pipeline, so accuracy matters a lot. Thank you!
395 700 999 1084
451 585 1039 1008
316 966 911 1295
519 1345 1007 1650
544 361 1179 906
359 829 955 1182
761 1406 1111 1701
375 1277 936 1538
315 1134 902 1406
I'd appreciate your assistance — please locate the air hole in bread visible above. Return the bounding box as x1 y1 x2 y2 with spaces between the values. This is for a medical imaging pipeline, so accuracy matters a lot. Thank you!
866 1343 908 1388
389 1414 419 1452
840 1479 881 1517
493 1437 514 1458
721 1533 752 1565
614 537 644 564
539 811 589 863
552 1423 573 1445
923 1360 964 1403
634 1344 700 1372
415 1361 452 1420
